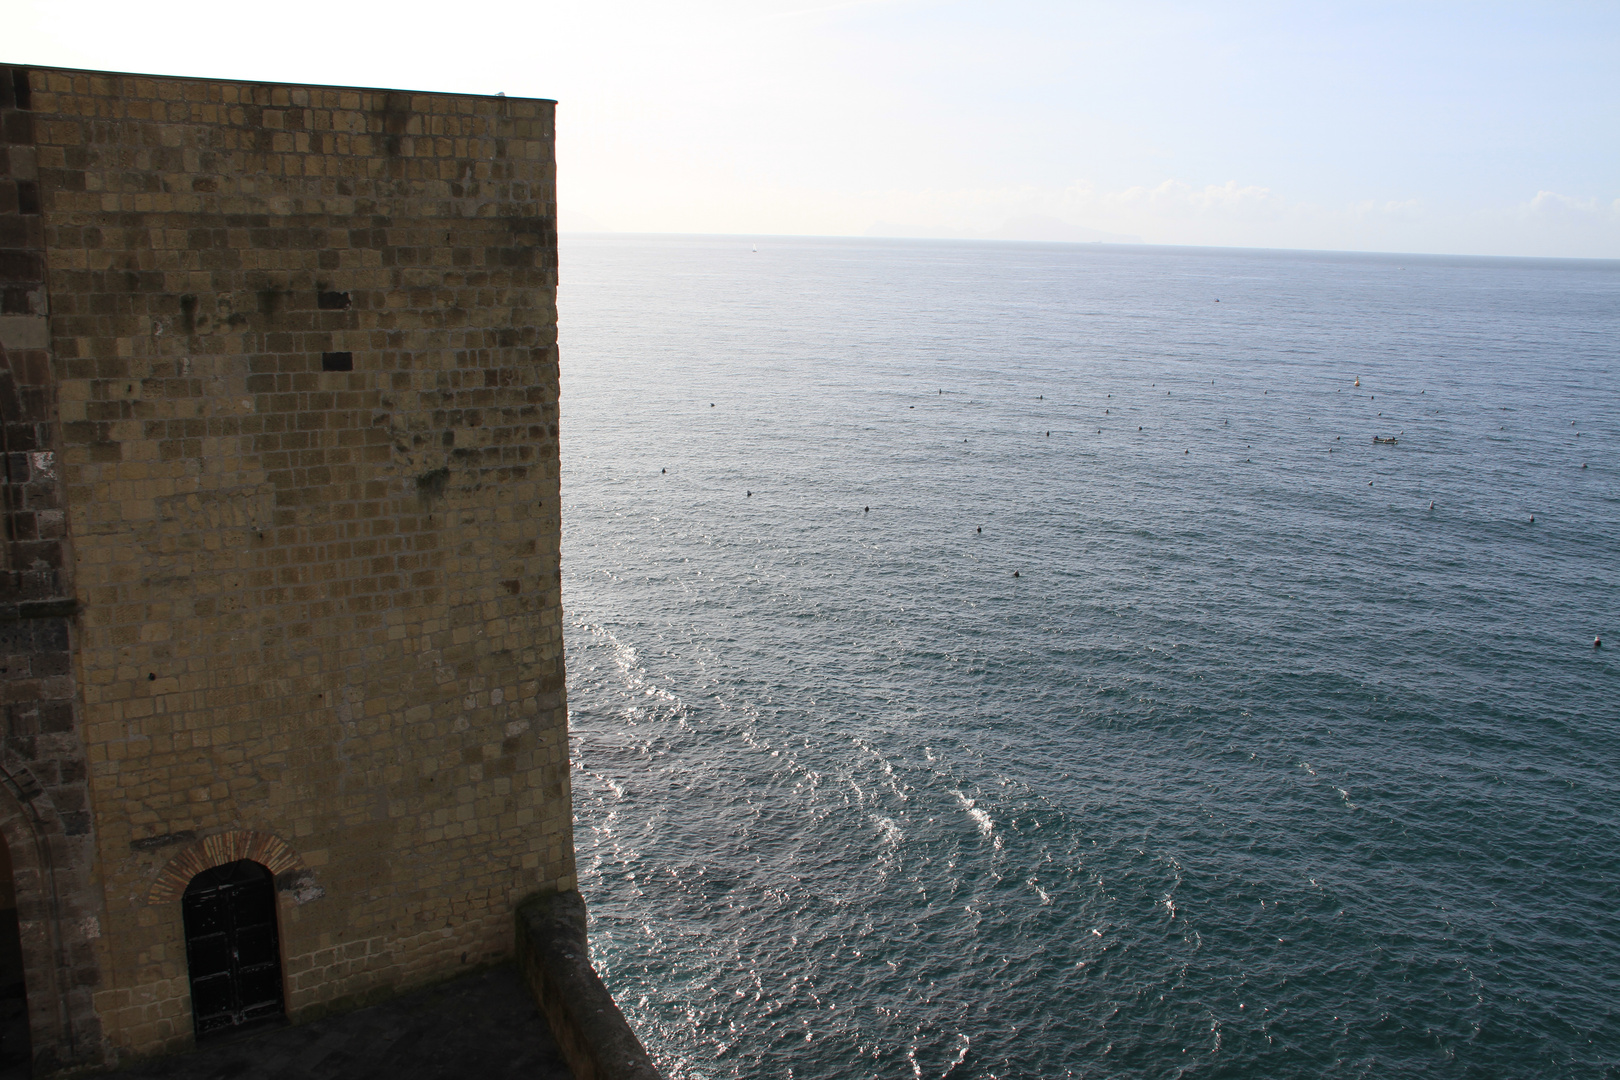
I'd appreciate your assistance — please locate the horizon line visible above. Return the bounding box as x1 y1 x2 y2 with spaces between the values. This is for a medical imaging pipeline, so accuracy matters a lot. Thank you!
556 231 1620 266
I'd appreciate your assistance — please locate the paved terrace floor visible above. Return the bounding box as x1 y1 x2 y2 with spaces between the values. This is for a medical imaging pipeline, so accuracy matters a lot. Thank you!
101 965 572 1080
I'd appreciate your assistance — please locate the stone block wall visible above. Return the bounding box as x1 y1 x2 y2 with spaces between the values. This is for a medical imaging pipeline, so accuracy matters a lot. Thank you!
1 63 109 1075
1 63 571 1067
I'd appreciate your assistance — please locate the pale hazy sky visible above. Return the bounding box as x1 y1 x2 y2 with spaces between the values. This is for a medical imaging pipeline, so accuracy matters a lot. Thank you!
9 1 1618 257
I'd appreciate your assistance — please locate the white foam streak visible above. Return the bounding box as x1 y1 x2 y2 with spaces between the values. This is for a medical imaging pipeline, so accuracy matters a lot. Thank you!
954 791 995 838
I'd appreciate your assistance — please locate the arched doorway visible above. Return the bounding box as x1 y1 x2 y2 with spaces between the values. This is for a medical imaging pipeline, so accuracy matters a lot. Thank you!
0 834 27 1075
182 860 285 1037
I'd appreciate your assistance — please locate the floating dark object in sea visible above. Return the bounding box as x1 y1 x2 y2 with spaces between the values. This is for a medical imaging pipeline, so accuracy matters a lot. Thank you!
1373 436 1398 444
1013 571 1020 577
747 490 751 497
977 526 981 533
1596 637 1603 649
864 506 869 512
661 468 666 473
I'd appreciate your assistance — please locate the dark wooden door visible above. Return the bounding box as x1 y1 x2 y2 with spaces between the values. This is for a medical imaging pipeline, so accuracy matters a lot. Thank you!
182 860 284 1036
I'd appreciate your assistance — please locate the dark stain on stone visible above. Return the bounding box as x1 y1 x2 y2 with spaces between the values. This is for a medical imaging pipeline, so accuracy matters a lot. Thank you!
130 830 196 852
416 466 450 502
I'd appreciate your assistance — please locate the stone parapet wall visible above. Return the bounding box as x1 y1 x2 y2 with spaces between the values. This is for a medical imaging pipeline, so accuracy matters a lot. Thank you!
516 890 661 1080
1 64 571 1067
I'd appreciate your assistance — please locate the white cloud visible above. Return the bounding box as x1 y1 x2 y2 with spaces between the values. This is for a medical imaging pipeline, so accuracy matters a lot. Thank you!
1102 179 1286 218
1526 190 1620 222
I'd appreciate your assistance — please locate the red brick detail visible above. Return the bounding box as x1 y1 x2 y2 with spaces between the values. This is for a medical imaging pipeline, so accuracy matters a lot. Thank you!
147 830 306 904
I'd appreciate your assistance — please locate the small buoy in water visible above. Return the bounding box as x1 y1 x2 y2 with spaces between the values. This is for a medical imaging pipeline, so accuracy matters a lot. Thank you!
661 468 666 473
1529 514 1534 522
711 403 715 407
747 490 751 497
976 526 981 534
1429 501 1434 509
1354 378 1360 387
1047 431 1050 436
1184 450 1189 454
864 506 869 512
1013 571 1020 578
1215 298 1220 302
1138 426 1142 431
1582 463 1588 469
1596 637 1603 649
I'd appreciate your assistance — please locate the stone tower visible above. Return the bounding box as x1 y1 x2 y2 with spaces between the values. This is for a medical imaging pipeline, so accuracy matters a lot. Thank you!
0 64 571 1072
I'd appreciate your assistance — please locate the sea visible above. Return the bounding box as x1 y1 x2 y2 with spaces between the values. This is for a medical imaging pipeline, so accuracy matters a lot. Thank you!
556 235 1619 1079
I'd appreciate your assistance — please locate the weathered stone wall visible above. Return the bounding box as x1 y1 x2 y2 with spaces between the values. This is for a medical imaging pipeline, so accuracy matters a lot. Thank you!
2 64 570 1065
1 64 110 1075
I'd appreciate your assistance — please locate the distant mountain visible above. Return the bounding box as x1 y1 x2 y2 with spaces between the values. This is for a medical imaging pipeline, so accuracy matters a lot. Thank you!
995 215 1141 244
865 215 1140 245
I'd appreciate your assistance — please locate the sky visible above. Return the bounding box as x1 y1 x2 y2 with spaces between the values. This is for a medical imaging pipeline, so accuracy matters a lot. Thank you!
7 0 1619 257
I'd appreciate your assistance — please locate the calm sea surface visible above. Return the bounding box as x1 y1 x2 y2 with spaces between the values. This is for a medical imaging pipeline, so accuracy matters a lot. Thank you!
557 236 1619 1079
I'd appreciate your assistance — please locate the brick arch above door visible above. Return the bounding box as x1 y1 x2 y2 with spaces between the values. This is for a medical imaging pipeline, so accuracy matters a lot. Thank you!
147 831 310 905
